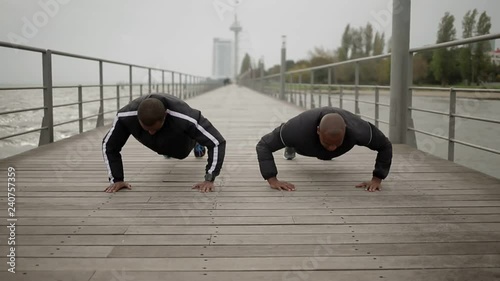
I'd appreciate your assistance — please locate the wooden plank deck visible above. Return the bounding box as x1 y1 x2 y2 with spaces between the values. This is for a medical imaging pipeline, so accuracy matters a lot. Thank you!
1 85 500 281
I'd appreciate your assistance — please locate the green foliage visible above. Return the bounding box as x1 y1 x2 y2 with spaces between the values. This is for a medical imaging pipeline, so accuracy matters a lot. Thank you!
473 11 492 84
364 23 374 56
267 10 495 87
373 32 385 55
413 53 429 84
240 53 252 75
430 12 457 85
458 9 477 85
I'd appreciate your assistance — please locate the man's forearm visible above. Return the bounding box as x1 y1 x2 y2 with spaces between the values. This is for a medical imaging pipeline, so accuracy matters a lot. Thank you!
104 151 125 183
373 145 392 179
256 140 280 180
256 126 285 180
205 140 226 180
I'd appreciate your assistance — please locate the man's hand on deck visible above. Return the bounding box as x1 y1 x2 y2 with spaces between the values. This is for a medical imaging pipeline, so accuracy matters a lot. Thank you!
267 177 296 191
192 181 214 193
356 177 382 192
104 181 132 193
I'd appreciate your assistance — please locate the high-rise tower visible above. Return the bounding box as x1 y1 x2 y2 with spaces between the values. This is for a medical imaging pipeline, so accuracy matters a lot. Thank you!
229 15 242 81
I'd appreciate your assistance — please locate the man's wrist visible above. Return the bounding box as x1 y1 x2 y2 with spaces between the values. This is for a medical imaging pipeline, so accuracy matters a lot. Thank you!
204 173 215 182
267 177 278 184
371 176 382 183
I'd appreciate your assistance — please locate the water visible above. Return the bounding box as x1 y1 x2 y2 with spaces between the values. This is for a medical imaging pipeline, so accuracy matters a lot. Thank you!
0 86 137 158
298 91 500 180
1 88 499 179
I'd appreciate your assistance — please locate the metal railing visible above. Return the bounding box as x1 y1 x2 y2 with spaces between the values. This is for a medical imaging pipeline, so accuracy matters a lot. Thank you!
0 41 223 149
408 87 500 161
241 32 500 164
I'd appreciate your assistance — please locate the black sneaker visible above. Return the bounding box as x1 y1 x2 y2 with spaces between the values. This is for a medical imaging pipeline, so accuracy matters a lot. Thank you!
193 143 206 158
283 147 296 160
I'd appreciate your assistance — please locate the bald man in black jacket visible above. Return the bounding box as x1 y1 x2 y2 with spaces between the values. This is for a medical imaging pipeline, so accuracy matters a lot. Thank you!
102 93 226 193
256 107 392 192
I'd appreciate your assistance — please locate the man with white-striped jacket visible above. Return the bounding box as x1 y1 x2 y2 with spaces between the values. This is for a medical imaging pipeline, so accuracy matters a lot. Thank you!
102 93 226 193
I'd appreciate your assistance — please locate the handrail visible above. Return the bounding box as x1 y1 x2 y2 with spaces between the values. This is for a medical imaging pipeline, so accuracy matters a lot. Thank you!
411 86 500 93
0 127 48 141
0 107 46 116
0 41 46 52
53 109 117 127
0 40 223 156
409 33 500 53
0 86 45 91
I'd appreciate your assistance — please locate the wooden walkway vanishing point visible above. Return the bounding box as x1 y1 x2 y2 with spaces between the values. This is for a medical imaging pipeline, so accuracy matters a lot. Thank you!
1 85 500 281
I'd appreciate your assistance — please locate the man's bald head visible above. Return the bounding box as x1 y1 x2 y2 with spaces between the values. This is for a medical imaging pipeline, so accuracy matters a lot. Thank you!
318 113 346 137
317 113 346 151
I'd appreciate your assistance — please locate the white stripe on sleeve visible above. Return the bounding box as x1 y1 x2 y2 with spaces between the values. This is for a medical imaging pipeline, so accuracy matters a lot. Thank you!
167 109 220 174
102 111 137 183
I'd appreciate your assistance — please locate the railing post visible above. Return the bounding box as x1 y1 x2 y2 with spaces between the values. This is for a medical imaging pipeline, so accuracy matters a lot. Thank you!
189 76 192 96
259 61 264 93
280 35 286 100
310 71 315 109
375 86 380 128
140 84 143 96
179 73 183 99
116 85 120 111
78 85 83 134
355 62 360 115
407 52 417 147
318 80 322 108
96 60 104 127
448 88 456 162
148 68 152 93
171 72 174 95
39 50 54 145
187 75 190 98
340 86 343 109
162 71 165 93
298 74 302 107
328 68 332 107
389 0 411 144
198 77 201 95
129 65 133 101
194 76 198 96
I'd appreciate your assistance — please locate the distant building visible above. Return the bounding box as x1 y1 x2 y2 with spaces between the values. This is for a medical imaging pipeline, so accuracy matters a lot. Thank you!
212 38 233 79
488 48 500 66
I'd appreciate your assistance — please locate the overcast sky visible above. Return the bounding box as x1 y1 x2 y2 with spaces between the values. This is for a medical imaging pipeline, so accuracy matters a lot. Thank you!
0 0 499 85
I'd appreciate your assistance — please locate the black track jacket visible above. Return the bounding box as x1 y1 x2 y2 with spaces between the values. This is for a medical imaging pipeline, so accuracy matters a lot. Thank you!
102 93 226 183
256 107 392 180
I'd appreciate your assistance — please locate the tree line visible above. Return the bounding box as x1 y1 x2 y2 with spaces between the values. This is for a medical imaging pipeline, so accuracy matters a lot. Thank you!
240 9 499 86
